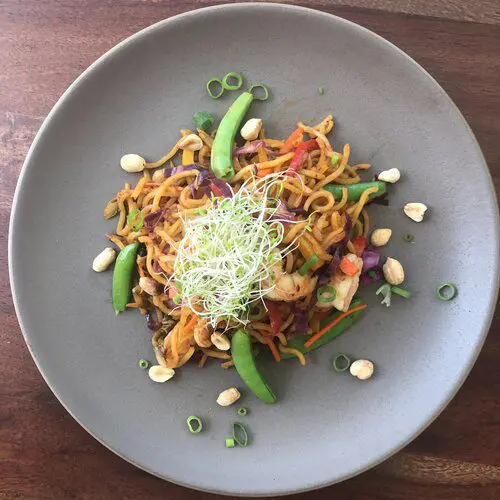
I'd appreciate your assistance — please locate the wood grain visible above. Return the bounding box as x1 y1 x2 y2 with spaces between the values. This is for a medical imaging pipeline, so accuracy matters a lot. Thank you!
1 2 499 499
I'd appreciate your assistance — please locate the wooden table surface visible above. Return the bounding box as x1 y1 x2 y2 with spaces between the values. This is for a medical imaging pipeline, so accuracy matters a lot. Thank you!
1 1 499 499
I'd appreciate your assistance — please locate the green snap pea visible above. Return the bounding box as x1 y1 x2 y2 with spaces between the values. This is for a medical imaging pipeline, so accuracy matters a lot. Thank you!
231 329 277 404
112 242 139 313
323 181 387 202
211 92 254 179
281 299 366 358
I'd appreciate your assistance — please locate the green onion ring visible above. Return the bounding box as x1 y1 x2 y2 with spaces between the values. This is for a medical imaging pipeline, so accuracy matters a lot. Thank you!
206 78 224 99
222 71 243 90
436 282 457 301
186 415 203 434
391 286 412 299
248 83 269 101
138 359 149 370
332 353 351 372
403 233 414 242
127 208 144 231
225 438 235 448
237 407 248 416
232 422 249 447
317 285 337 303
298 254 320 276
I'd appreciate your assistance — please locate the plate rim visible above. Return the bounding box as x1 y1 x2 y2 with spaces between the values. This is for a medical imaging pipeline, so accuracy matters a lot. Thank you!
8 2 500 496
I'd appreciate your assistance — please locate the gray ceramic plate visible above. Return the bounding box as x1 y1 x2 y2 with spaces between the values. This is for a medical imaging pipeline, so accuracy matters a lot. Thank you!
9 3 499 496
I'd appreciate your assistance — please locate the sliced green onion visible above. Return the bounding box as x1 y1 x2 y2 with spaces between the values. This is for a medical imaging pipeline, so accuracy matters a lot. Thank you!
332 353 351 372
206 78 224 99
138 359 149 370
222 71 243 91
237 407 248 416
376 283 392 307
437 282 457 301
318 86 324 95
186 416 203 434
232 422 249 447
391 286 412 299
317 285 337 303
403 233 414 242
192 111 214 131
127 208 144 231
225 438 235 448
330 153 340 167
298 254 320 276
248 83 269 101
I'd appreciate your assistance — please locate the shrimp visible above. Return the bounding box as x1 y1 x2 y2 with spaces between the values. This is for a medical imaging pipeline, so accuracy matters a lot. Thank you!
263 260 317 302
316 253 362 312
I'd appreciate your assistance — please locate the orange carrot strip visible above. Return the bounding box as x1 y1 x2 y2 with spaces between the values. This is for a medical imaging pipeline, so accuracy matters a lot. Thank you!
265 338 281 362
340 256 359 276
304 304 367 348
257 168 274 178
280 128 303 153
183 314 199 334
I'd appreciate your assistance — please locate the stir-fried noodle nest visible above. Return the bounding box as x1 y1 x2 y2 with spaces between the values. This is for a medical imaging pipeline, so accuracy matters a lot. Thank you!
103 116 375 369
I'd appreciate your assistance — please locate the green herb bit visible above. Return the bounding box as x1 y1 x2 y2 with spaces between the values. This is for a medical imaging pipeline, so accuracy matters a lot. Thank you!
436 282 457 301
192 111 214 131
332 353 351 372
298 254 320 276
138 359 149 370
248 83 269 101
391 286 412 299
225 438 235 448
317 285 337 303
237 407 248 416
222 71 244 91
206 78 224 99
186 416 203 434
330 153 340 167
232 422 249 447
376 283 392 307
318 86 324 95
127 208 144 231
403 233 414 242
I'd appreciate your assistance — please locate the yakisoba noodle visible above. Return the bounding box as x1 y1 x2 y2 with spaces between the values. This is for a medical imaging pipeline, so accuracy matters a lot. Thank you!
103 114 383 376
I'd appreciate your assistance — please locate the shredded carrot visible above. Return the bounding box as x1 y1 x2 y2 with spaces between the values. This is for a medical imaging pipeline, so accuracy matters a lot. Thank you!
280 128 303 153
183 314 199 334
257 168 274 178
340 255 359 276
265 338 281 362
304 304 367 348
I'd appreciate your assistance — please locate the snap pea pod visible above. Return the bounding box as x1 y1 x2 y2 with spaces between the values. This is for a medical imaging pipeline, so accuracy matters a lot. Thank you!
281 299 366 358
211 92 254 179
112 242 140 313
323 181 387 202
231 329 277 404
